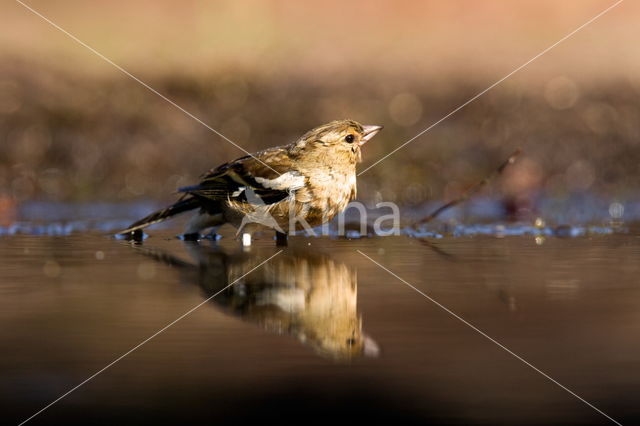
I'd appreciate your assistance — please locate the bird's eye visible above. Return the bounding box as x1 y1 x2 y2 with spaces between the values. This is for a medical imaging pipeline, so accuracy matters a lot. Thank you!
345 134 355 143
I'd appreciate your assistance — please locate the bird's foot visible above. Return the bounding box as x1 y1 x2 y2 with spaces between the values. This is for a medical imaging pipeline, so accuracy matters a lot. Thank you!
181 232 201 241
118 229 145 243
275 231 288 247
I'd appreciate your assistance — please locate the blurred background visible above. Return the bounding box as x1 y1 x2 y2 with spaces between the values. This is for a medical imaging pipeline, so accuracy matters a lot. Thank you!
1 0 639 224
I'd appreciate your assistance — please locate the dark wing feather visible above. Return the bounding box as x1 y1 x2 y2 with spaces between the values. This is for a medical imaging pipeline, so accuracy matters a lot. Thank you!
179 148 298 205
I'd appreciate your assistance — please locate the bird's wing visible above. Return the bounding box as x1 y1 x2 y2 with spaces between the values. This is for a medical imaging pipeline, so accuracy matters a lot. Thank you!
179 148 305 205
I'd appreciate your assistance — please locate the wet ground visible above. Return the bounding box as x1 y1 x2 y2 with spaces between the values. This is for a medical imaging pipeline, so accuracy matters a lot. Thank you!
2 225 640 425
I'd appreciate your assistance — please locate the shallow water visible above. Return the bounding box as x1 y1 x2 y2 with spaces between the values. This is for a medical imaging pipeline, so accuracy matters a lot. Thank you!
2 229 640 425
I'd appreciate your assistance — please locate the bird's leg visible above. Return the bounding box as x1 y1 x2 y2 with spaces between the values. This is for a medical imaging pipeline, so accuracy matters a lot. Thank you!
184 212 223 241
122 229 144 243
275 231 288 247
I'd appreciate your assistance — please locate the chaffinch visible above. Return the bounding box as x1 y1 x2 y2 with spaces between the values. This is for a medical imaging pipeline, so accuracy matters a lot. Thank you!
119 119 383 243
136 242 380 359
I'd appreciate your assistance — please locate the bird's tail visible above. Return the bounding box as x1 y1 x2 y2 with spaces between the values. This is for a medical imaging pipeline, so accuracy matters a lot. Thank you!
119 196 200 234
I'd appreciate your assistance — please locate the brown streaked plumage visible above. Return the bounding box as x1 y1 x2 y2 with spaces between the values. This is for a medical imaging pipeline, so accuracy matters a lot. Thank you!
134 242 380 359
119 120 383 241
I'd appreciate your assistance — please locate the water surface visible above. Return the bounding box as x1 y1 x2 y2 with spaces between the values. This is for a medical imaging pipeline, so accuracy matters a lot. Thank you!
2 231 639 425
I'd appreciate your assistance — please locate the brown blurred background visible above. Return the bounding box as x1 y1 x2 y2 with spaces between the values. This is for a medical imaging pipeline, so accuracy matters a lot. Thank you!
1 0 639 211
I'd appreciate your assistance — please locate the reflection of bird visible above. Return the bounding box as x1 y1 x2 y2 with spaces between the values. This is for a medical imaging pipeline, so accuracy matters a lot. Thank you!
119 120 382 243
137 242 380 360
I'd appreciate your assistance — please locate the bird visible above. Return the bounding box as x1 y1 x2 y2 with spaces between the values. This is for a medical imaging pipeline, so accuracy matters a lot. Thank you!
134 242 380 359
118 120 383 244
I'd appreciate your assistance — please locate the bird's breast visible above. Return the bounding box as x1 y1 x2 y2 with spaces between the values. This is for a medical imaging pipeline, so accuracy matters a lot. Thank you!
301 170 357 224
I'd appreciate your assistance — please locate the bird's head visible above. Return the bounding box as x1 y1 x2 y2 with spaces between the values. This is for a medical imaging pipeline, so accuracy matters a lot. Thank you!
293 119 383 164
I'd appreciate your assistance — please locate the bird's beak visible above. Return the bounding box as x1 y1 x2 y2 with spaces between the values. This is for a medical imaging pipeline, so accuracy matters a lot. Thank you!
360 125 383 145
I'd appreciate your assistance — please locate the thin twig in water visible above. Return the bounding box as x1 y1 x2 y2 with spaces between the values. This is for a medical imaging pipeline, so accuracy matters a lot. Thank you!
417 149 522 225
416 238 457 261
